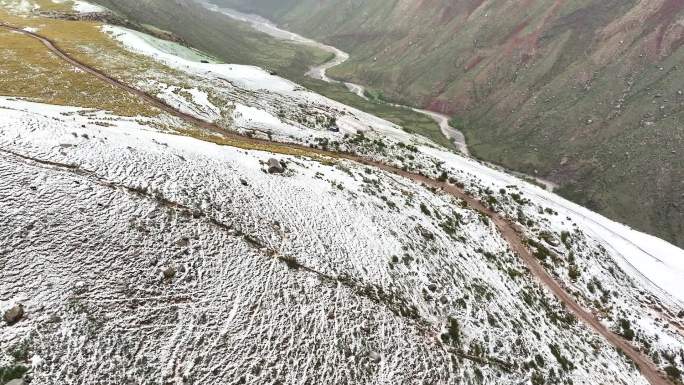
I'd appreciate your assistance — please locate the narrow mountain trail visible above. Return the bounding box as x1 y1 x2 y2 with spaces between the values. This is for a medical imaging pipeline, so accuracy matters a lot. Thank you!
0 23 673 385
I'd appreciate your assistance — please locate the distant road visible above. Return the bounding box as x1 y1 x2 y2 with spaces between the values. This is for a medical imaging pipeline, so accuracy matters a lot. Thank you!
0 23 673 385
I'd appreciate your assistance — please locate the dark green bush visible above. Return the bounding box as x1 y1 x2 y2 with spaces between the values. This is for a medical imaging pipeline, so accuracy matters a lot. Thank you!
420 203 431 216
664 365 681 381
0 365 28 383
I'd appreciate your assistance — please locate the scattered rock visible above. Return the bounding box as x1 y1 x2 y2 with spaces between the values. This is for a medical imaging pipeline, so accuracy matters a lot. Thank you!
267 158 285 174
176 237 190 247
4 303 25 325
162 266 177 280
31 354 44 368
73 281 88 295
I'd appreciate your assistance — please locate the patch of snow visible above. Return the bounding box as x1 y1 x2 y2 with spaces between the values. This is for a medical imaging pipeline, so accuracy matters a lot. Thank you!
72 0 105 13
101 25 414 144
103 25 297 93
233 103 291 132
4 0 38 13
422 146 684 304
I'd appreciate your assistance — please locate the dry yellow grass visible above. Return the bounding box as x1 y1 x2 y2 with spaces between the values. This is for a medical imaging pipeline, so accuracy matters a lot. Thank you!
0 1 333 162
176 129 338 163
0 5 159 116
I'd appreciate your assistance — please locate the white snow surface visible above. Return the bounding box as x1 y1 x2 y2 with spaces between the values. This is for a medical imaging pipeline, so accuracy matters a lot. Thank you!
102 25 415 143
72 0 104 13
0 97 661 385
422 146 684 304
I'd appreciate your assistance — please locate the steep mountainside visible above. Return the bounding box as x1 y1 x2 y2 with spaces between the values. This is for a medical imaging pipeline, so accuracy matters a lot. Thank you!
3 96 670 385
64 0 331 80
1 1 684 385
215 0 684 249
88 0 452 150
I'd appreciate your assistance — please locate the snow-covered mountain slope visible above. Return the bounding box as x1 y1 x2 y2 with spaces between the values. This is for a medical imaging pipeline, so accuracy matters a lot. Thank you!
1 1 683 384
100 25 416 146
0 98 662 385
102 22 684 307
101 13 684 305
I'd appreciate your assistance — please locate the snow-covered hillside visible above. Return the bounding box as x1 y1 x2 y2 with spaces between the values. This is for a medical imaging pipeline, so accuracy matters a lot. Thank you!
101 25 417 146
1 1 683 384
101 22 684 308
0 98 662 385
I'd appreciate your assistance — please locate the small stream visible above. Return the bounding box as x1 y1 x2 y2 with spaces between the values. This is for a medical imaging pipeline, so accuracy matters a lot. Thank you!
201 2 470 155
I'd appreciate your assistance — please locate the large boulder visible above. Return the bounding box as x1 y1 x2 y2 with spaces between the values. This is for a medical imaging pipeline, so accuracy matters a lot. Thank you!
3 304 24 325
267 158 285 174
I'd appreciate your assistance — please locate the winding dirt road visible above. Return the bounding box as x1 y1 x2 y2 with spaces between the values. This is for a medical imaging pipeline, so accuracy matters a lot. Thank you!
0 23 673 385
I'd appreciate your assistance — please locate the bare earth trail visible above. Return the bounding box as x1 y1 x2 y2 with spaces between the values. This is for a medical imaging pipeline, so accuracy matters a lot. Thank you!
0 24 673 385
